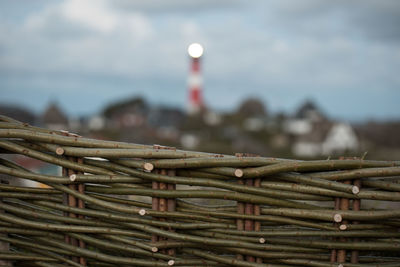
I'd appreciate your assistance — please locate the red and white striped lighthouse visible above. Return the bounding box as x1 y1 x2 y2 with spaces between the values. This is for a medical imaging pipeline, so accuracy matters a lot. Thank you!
187 43 204 114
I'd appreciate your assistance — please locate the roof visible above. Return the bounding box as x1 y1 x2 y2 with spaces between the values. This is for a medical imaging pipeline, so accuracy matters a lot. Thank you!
295 100 324 121
42 103 68 125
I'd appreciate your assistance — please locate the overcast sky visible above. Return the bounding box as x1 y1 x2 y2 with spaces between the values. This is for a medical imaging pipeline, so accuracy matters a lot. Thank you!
1 0 399 121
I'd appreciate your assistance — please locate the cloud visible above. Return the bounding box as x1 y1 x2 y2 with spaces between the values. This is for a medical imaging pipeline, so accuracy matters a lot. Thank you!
265 0 400 42
110 0 243 13
1 0 399 120
0 0 159 76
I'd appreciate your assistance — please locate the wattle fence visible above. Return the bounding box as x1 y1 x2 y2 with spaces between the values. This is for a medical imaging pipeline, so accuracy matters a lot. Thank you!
0 115 400 267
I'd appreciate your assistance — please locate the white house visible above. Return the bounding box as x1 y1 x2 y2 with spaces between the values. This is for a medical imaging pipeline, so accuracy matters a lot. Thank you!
321 122 359 155
293 122 359 157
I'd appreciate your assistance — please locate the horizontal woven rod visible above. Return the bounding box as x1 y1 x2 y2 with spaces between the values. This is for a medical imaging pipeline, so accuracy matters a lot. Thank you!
92 234 225 266
98 236 223 266
239 160 398 178
150 240 323 255
0 227 54 236
67 233 170 261
276 173 360 194
0 252 57 261
181 248 288 267
100 234 161 254
260 237 400 251
0 162 145 185
0 128 234 158
36 200 232 225
196 166 241 177
0 201 117 227
176 199 236 212
33 141 64 154
136 157 289 169
0 115 24 124
16 246 84 267
260 208 400 221
275 259 400 267
188 229 328 252
84 260 223 267
209 228 400 238
176 169 232 179
55 182 236 222
0 192 60 201
0 183 58 194
34 261 81 267
1 140 50 154
33 236 175 267
0 118 79 137
0 211 162 237
217 248 330 261
261 181 357 198
0 235 78 257
362 179 400 192
356 189 400 201
98 183 331 201
72 204 237 230
0 140 113 175
60 146 213 159
8 205 329 252
84 186 330 202
176 208 336 230
311 167 400 181
0 128 151 150
71 171 318 209
0 127 233 162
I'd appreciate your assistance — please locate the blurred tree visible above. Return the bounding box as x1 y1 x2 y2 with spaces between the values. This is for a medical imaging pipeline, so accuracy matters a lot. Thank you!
0 104 36 124
102 97 148 119
236 98 267 118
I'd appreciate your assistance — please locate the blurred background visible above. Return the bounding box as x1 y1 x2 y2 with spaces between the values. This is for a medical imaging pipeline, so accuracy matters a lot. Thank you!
1 0 400 160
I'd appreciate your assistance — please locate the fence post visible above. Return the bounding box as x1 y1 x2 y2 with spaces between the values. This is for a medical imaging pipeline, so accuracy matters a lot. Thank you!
330 197 340 263
151 145 177 258
235 153 261 263
351 179 361 263
253 177 262 264
337 180 351 263
61 132 86 266
236 177 245 261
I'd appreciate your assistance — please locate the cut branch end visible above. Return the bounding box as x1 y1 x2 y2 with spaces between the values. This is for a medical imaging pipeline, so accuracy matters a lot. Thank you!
334 214 342 223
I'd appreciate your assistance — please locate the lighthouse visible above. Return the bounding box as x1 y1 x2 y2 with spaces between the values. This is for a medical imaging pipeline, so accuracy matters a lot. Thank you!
187 43 204 114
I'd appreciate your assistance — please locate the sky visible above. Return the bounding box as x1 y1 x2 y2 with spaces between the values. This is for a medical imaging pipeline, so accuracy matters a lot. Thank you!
0 0 399 121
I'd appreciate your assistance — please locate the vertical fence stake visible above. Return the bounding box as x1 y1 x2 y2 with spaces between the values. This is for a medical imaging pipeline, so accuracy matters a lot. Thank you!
254 178 262 264
76 158 86 266
337 180 351 263
236 178 244 261
244 178 255 262
351 179 361 263
61 132 86 265
167 169 177 257
235 153 260 262
151 145 177 258
330 197 340 263
151 171 160 245
67 161 79 263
